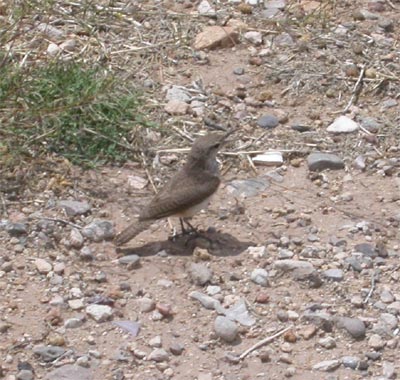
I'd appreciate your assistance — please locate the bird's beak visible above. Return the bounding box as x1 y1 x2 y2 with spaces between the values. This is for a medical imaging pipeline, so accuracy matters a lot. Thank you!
221 129 236 145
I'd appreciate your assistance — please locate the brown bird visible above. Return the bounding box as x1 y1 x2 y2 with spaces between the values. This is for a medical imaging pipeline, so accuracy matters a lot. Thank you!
114 132 228 246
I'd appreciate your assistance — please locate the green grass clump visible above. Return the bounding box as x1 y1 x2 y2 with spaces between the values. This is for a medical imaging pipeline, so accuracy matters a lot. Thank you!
0 62 153 166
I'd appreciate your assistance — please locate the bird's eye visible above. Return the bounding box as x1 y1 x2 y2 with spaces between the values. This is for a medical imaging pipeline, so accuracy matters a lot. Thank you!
213 143 220 149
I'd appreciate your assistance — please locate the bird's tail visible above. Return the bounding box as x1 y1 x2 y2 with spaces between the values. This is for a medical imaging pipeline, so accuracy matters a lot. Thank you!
114 219 153 246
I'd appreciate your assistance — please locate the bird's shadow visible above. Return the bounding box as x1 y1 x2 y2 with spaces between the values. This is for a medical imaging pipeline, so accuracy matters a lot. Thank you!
115 229 255 257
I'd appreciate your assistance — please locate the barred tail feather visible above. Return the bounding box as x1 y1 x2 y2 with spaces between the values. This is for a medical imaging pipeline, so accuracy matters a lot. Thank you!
114 219 153 246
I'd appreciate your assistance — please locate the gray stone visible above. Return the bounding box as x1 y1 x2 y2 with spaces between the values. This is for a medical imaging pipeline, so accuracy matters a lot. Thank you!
148 348 169 362
214 316 238 343
35 258 52 274
197 0 215 15
86 304 113 322
323 269 344 282
82 220 114 242
366 351 381 361
368 334 386 350
336 317 366 339
165 85 191 102
380 313 398 330
250 268 269 287
118 255 140 267
17 370 34 380
188 263 213 286
64 317 84 329
359 116 382 132
319 336 336 349
382 361 396 379
307 153 345 171
44 364 92 380
312 359 341 372
303 310 333 332
380 289 394 303
341 356 360 369
359 9 379 20
244 31 263 45
257 114 279 129
33 345 66 362
327 115 359 133
6 222 28 236
58 200 91 217
378 18 394 32
354 243 377 258
169 342 184 356
37 23 65 40
278 248 294 259
274 259 314 273
388 301 400 315
354 155 366 170
381 98 397 109
274 32 295 46
79 246 94 261
223 299 256 327
226 178 269 198
344 256 362 272
190 291 220 310
233 67 245 75
277 310 289 322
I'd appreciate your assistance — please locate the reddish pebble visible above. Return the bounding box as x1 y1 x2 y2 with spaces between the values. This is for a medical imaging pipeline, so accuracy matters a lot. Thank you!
156 303 173 317
255 292 270 304
284 330 297 343
45 307 63 326
249 56 263 66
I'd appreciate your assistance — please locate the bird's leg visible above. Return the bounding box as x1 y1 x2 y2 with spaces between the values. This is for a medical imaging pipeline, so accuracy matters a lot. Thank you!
179 218 187 234
182 218 198 234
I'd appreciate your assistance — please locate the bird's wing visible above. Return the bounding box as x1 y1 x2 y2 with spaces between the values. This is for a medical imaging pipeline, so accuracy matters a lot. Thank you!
140 174 220 220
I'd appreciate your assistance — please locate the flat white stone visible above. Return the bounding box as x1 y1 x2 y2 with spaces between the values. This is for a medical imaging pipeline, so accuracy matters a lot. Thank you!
327 115 359 133
252 151 283 166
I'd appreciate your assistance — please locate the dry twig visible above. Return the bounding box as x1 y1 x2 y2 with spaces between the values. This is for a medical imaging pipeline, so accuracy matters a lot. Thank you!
343 64 366 113
363 272 376 304
240 325 294 360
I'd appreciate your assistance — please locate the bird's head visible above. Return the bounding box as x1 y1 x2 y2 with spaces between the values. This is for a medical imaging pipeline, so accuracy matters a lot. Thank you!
190 131 230 160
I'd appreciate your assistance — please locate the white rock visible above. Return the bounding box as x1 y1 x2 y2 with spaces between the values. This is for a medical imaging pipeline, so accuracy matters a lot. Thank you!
327 115 359 133
198 0 215 15
148 348 169 362
250 268 269 287
86 304 113 322
35 258 52 274
70 287 83 298
252 151 283 166
246 246 267 258
137 297 156 312
149 336 162 348
312 359 341 371
68 299 84 310
244 31 263 45
47 43 61 56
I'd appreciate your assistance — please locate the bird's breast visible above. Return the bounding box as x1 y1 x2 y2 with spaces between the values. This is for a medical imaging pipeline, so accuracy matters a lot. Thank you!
173 195 213 218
